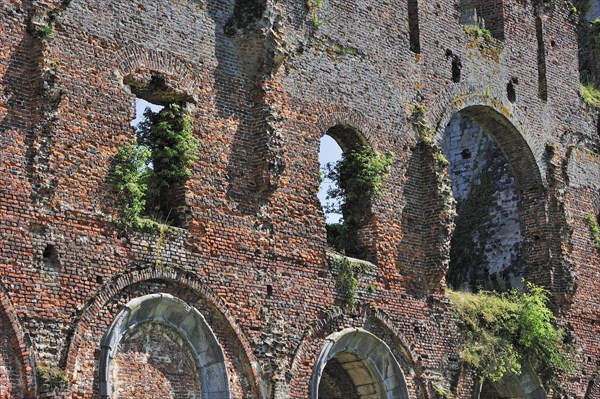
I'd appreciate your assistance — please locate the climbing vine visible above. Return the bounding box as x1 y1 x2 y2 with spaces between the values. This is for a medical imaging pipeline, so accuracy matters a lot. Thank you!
586 213 600 251
110 104 198 229
307 0 324 28
448 283 576 388
324 145 393 257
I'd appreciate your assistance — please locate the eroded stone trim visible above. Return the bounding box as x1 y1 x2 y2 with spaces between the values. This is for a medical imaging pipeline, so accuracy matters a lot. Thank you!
309 327 410 399
99 293 229 398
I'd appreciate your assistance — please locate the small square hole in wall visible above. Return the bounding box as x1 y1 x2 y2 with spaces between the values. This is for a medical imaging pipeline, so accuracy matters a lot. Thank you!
267 285 273 297
96 275 104 284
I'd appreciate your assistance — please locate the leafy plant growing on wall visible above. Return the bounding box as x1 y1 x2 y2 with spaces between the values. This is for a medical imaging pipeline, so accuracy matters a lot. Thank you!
448 283 576 388
332 255 372 307
324 146 393 257
37 365 70 391
111 104 198 229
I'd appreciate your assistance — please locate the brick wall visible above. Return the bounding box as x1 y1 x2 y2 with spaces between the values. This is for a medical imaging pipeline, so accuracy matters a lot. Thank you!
0 0 598 398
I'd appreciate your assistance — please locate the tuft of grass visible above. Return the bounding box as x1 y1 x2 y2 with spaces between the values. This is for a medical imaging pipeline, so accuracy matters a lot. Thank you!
581 82 600 108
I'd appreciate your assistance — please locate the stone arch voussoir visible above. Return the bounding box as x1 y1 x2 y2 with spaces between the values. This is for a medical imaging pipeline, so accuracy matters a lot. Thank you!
280 307 422 398
310 327 410 399
65 266 261 397
99 293 229 398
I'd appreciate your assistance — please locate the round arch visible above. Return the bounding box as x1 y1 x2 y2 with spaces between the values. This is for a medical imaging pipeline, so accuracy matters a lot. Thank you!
316 107 376 145
429 81 546 192
475 364 546 399
310 328 410 399
99 293 229 398
429 94 554 290
434 105 544 192
65 266 261 398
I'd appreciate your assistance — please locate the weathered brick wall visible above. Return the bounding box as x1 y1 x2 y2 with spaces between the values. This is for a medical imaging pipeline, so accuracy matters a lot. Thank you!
0 0 599 398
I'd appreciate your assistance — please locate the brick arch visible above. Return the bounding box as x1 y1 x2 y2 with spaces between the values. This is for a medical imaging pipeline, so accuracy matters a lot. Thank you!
279 306 424 398
430 88 545 192
0 285 36 398
115 47 201 97
426 86 557 290
65 266 261 397
316 107 377 146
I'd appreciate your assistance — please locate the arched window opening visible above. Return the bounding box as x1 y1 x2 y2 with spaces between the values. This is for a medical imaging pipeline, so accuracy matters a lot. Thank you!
442 112 523 292
319 125 393 260
319 135 343 226
115 74 198 228
459 0 505 41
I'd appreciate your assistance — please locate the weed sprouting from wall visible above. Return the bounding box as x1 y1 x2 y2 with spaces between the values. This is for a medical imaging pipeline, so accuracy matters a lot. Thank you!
585 213 600 251
332 255 372 307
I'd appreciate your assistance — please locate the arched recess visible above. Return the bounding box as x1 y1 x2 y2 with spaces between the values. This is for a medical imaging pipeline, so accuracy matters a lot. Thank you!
310 328 410 399
475 364 546 399
433 102 548 291
99 293 229 398
0 285 36 398
65 266 261 398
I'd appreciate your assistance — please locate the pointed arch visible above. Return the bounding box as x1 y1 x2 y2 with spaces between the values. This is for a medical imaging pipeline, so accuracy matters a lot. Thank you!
0 285 36 398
